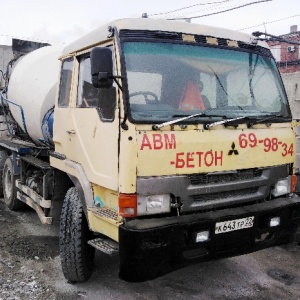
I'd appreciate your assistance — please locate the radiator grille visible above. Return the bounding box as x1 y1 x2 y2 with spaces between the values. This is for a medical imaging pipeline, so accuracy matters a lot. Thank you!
188 169 263 185
183 167 272 212
192 188 259 202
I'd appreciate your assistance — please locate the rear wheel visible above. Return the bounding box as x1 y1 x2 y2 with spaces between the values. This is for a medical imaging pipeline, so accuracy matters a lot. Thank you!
3 156 24 210
59 187 95 282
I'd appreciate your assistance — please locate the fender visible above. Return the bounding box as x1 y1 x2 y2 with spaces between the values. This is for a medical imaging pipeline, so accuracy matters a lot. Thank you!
64 159 94 218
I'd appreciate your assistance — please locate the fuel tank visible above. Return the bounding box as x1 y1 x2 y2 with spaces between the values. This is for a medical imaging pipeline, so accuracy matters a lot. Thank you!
7 45 64 144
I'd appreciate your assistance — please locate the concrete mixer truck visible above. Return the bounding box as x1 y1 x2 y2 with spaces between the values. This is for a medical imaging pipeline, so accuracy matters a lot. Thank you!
0 18 300 283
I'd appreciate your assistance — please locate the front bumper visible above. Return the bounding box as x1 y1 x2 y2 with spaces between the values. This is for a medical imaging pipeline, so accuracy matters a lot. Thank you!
119 197 300 282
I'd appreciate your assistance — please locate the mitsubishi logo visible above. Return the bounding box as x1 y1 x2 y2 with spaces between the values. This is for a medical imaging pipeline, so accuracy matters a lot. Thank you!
228 142 239 155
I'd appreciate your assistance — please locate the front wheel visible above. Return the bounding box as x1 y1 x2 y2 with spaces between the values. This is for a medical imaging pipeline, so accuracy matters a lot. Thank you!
2 156 24 210
59 187 95 282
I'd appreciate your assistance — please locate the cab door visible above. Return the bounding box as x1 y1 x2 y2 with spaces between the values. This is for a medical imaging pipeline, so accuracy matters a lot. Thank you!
52 57 75 161
53 46 120 192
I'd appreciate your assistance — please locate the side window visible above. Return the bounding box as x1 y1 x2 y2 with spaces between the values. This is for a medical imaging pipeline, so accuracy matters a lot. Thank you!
58 58 73 107
77 57 99 108
77 54 116 122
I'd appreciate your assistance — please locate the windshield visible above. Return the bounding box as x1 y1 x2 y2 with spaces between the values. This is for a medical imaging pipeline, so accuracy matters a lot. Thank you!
123 41 290 123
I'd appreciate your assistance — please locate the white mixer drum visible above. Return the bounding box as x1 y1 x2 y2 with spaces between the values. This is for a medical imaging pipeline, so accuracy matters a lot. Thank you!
7 45 64 143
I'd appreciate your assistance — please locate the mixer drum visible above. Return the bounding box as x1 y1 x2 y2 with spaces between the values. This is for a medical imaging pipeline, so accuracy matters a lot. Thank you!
7 45 64 144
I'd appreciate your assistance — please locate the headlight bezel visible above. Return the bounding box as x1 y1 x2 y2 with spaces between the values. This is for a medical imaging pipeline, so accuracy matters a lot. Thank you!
137 194 171 216
271 177 291 197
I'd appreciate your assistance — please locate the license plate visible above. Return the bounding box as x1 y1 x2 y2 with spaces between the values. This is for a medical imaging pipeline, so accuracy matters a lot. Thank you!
215 216 254 234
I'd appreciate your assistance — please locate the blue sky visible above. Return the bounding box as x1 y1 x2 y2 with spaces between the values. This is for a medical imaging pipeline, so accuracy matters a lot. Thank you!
0 0 299 45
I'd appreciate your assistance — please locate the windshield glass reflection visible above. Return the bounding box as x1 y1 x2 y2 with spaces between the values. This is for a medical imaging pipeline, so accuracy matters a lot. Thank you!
123 42 290 123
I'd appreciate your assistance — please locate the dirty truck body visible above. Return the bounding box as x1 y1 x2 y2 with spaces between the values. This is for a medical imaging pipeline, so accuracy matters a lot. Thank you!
0 18 300 282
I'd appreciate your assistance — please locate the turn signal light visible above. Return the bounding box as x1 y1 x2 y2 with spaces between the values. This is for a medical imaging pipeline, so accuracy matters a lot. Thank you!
119 193 137 218
291 174 297 193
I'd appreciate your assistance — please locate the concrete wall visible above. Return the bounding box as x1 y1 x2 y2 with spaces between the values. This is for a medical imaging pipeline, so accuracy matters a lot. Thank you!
0 45 13 88
282 72 300 119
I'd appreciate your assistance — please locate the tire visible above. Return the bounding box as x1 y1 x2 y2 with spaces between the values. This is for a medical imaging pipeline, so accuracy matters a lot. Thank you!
2 156 24 210
59 187 95 282
0 151 8 196
294 225 300 245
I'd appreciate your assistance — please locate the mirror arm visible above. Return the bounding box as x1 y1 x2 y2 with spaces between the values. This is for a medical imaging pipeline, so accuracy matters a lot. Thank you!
113 75 128 129
121 113 128 130
110 75 123 91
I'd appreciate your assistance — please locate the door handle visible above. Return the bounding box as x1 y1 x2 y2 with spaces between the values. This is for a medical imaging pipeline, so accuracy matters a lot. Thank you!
66 130 76 135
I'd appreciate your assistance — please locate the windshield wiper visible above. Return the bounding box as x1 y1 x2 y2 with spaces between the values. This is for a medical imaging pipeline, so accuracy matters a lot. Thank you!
153 112 288 130
153 111 223 130
205 116 249 129
248 113 287 127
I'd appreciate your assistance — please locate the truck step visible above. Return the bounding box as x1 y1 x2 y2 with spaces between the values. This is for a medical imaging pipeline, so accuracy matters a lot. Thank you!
88 238 119 256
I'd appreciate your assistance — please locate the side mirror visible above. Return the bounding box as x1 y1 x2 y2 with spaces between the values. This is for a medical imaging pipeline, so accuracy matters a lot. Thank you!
90 47 113 88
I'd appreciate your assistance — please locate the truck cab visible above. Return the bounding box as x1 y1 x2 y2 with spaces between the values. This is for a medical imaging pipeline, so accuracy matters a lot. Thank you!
1 18 300 283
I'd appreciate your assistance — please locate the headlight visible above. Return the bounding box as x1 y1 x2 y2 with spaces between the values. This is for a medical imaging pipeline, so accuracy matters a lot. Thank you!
137 194 171 216
271 177 291 197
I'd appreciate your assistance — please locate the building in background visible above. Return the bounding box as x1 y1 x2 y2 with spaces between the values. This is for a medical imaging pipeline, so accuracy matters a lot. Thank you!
268 25 300 74
0 45 13 88
267 25 300 174
0 39 49 88
266 26 300 120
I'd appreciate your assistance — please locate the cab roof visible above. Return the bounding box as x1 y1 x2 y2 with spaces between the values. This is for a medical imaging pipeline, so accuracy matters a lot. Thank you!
62 18 268 56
